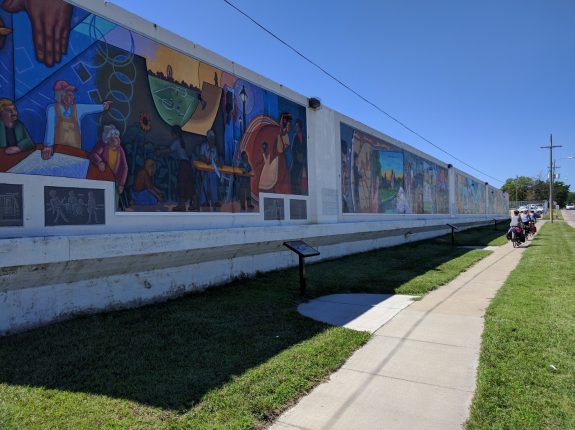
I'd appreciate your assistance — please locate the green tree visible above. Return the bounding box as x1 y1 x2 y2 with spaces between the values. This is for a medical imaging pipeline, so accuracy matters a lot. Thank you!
501 176 532 201
553 181 570 207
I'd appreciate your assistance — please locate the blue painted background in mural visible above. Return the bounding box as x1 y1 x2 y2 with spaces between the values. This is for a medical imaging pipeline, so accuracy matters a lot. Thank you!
0 0 307 214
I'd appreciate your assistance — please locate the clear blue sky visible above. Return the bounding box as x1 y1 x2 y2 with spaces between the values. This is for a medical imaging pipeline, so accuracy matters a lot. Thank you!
109 0 575 188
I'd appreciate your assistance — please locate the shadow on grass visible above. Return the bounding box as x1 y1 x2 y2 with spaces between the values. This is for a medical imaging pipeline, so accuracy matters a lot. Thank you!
0 224 508 412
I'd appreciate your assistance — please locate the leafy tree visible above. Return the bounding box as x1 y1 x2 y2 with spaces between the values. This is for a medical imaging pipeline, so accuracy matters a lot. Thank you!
501 176 570 206
553 181 570 207
501 176 532 201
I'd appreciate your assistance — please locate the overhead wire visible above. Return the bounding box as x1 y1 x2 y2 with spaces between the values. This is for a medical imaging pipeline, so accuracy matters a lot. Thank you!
222 0 504 184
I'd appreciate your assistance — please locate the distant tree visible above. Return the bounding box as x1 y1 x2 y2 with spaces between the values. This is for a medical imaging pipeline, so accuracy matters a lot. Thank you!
501 176 532 201
529 178 548 201
553 181 570 207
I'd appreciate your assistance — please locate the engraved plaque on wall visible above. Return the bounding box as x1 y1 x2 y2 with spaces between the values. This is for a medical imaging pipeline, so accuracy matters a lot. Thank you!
44 186 105 226
290 199 307 220
322 188 338 216
264 197 285 220
0 184 23 227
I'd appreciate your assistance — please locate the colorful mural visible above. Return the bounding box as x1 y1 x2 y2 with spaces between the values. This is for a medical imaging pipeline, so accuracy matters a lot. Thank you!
0 0 307 213
488 186 508 214
455 173 486 214
340 123 448 214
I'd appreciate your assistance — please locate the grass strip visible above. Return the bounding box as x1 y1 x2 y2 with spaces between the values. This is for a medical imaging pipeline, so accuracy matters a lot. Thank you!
467 222 575 429
0 224 505 429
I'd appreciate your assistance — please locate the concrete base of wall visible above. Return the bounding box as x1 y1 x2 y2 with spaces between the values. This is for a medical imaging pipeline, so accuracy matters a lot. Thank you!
0 218 503 335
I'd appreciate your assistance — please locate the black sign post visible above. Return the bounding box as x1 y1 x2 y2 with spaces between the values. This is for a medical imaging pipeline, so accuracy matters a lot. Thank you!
446 224 459 246
283 240 320 296
492 218 497 230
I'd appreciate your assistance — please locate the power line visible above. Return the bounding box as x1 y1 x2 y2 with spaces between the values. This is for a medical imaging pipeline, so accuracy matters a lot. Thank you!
222 0 504 184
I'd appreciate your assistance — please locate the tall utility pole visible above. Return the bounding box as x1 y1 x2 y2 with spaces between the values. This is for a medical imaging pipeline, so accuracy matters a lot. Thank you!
540 134 562 223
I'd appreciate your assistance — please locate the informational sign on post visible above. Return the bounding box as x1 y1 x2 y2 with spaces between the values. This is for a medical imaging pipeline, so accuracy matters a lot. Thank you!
283 240 320 296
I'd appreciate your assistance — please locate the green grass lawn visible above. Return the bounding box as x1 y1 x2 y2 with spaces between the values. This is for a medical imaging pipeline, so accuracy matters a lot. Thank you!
542 209 563 220
0 224 506 430
467 222 575 429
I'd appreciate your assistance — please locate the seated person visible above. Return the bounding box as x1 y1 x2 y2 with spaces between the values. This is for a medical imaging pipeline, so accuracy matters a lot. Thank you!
131 159 163 205
0 98 35 154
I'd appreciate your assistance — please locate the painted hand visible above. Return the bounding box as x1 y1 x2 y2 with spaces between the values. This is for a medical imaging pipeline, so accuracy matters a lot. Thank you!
2 0 72 67
41 146 53 160
4 146 21 155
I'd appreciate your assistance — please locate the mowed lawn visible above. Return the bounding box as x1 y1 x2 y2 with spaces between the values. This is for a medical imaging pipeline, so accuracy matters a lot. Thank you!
467 221 575 429
0 224 506 430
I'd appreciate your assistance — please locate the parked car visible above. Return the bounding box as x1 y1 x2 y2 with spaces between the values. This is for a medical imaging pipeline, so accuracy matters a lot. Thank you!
536 206 544 213
518 206 528 212
566 203 575 210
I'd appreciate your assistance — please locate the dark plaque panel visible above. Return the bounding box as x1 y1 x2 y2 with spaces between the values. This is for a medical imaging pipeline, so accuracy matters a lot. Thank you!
264 197 285 220
290 199 307 220
44 186 105 226
0 184 23 227
283 240 320 257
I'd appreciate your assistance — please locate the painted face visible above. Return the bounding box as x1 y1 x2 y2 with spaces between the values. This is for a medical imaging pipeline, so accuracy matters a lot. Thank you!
63 91 75 107
108 130 121 148
1 104 17 126
110 135 121 148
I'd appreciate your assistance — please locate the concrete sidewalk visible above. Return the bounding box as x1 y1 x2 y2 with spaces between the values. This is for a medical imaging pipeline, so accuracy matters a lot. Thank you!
270 238 530 430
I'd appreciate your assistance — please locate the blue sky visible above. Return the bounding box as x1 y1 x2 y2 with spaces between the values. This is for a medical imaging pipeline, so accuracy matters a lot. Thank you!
109 0 575 188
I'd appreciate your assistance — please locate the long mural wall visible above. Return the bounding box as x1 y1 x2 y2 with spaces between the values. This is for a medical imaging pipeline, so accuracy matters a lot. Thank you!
0 0 508 233
0 0 307 216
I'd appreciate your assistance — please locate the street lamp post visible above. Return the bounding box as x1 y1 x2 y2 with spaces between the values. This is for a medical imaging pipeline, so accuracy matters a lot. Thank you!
239 85 247 136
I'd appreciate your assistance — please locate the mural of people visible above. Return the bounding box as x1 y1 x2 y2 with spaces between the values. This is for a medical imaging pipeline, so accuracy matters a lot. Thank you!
1 1 307 213
273 112 292 194
290 118 306 195
89 124 128 206
199 130 220 210
43 80 113 159
0 98 34 154
169 125 195 211
341 123 449 215
236 150 253 211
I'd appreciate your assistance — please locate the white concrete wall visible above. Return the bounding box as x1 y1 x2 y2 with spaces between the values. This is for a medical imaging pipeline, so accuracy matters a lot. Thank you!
0 0 509 335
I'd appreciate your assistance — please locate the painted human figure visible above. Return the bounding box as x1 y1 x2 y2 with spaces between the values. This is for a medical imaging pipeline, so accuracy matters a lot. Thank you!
272 112 292 194
223 90 239 166
290 119 306 195
43 80 112 159
86 191 98 224
48 189 69 223
199 130 220 209
169 125 194 211
237 150 253 211
132 159 163 206
0 98 34 154
89 124 128 206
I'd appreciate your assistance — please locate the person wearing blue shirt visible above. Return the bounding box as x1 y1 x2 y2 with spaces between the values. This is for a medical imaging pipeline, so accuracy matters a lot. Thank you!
42 80 112 159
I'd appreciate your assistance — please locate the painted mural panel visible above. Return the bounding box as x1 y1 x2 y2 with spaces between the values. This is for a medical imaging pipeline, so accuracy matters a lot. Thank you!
340 123 448 214
0 1 307 213
488 186 508 215
455 173 486 214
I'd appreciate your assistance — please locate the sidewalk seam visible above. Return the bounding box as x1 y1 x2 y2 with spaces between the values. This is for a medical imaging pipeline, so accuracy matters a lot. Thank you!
339 366 476 393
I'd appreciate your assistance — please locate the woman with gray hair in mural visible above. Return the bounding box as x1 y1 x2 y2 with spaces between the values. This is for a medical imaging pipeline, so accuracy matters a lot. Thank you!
89 124 128 205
